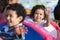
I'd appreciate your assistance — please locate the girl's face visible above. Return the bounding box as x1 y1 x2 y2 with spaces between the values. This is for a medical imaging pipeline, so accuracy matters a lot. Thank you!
5 10 23 27
34 9 44 23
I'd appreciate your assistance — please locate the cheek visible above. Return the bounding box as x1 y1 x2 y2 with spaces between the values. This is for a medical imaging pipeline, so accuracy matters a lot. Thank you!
11 18 17 23
11 19 18 25
34 15 36 19
41 15 44 19
34 14 37 18
12 18 19 24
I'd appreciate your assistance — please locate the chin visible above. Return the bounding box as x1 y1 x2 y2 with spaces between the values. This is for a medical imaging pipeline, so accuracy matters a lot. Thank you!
8 24 14 27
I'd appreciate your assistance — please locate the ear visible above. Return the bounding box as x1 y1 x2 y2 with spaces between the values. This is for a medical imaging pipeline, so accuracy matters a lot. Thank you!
18 16 23 22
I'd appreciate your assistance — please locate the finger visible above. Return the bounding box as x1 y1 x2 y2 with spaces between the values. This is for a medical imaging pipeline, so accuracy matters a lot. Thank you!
19 27 28 34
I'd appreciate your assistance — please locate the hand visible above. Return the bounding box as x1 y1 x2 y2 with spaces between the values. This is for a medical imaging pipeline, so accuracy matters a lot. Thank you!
14 26 28 35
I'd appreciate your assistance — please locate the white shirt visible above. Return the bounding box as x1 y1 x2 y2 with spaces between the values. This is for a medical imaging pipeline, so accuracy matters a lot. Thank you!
44 24 57 38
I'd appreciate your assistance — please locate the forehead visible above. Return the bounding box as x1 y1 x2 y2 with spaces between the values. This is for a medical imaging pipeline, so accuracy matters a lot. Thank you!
6 10 17 15
35 9 44 13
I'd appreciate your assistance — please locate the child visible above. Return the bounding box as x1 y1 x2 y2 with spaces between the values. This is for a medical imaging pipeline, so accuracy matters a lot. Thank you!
24 5 47 40
25 5 49 26
24 5 60 40
0 3 27 40
0 0 19 30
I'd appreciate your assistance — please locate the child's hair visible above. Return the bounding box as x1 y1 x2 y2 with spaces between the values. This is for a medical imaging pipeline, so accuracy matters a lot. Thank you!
30 5 49 26
6 3 26 22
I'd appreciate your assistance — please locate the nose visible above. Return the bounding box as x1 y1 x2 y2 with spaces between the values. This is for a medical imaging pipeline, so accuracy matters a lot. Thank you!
6 16 10 20
37 14 40 17
37 14 41 19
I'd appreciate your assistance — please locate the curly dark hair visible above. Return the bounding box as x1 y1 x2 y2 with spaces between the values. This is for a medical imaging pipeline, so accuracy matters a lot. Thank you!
30 5 49 26
6 3 26 22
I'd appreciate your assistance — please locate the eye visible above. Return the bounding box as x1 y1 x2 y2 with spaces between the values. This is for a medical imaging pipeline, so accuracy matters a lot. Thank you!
5 14 8 17
40 14 42 15
10 15 12 17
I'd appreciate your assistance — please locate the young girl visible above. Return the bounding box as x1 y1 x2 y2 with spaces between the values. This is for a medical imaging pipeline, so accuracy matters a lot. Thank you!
24 5 60 40
25 5 49 27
